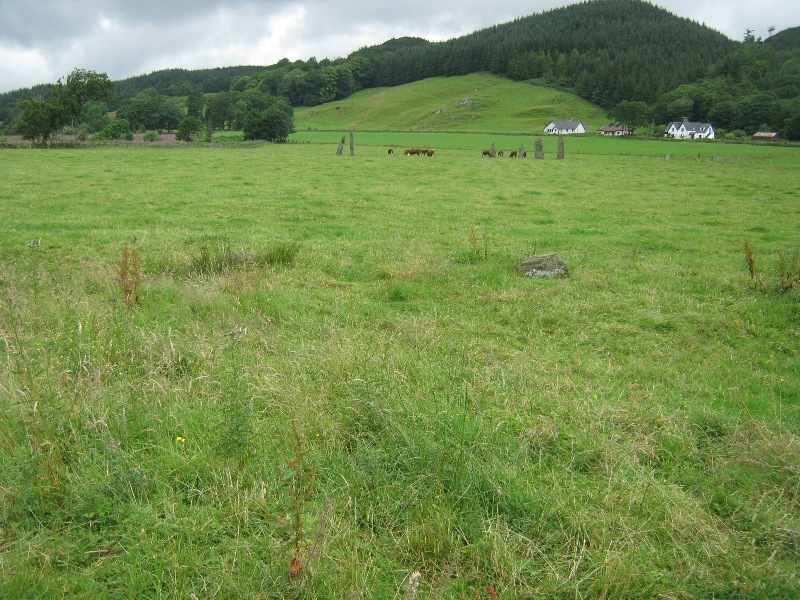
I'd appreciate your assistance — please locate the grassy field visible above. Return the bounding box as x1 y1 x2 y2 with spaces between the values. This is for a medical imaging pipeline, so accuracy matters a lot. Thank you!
1 138 799 598
293 73 609 134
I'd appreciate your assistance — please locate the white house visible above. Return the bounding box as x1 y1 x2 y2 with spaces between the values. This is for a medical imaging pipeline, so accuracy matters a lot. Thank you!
597 124 633 136
664 117 715 139
544 120 586 135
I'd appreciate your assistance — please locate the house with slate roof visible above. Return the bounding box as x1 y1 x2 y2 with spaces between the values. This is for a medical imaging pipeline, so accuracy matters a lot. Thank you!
664 117 715 139
544 120 586 135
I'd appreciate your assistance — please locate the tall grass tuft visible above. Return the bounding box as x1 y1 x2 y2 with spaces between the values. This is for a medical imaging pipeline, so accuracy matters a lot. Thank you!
259 241 301 267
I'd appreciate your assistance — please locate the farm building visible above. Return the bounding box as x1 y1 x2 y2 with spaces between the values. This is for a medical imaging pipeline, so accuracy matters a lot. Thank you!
664 117 715 139
544 120 586 135
752 132 779 141
597 124 633 136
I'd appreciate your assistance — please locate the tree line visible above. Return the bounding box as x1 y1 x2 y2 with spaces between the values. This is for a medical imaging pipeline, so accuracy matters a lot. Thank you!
5 73 296 144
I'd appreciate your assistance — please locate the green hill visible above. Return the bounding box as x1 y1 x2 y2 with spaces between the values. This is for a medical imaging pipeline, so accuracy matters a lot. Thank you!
295 73 607 134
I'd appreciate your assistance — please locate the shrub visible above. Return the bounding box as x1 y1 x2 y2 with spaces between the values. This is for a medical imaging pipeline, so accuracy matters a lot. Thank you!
176 117 203 142
93 119 133 141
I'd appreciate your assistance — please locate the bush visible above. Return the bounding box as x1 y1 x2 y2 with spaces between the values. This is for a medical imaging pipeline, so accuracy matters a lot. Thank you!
93 119 133 141
176 117 203 142
142 131 162 143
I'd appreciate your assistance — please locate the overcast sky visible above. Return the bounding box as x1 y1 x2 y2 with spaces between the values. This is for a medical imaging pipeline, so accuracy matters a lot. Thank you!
0 0 794 94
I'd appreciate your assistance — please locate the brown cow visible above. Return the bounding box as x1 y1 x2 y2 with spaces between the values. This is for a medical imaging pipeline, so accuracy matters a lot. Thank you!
482 149 492 157
426 149 435 157
497 150 504 157
388 148 394 155
509 150 518 158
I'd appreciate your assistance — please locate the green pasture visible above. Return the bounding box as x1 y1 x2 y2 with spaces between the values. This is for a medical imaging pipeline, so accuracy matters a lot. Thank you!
294 73 609 134
1 140 799 598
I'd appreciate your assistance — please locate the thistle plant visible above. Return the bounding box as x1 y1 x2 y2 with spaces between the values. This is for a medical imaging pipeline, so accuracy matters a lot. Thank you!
470 227 489 261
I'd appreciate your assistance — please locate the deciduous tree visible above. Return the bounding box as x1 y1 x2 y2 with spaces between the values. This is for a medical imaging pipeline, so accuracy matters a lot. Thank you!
176 116 204 141
242 98 294 142
15 68 114 144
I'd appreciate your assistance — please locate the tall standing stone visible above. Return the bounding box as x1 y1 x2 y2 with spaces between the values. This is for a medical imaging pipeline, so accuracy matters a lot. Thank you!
519 144 526 158
535 138 544 159
350 133 355 156
336 136 345 155
490 142 497 158
557 136 565 160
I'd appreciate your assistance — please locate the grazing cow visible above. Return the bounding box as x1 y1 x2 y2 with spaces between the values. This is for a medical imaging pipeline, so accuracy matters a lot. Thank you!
522 151 527 157
497 150 504 157
482 149 492 157
509 150 518 158
388 148 394 155
426 149 435 157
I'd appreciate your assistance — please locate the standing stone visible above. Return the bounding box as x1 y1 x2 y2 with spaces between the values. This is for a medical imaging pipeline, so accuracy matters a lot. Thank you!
490 142 497 158
557 136 565 160
519 144 526 158
535 138 544 159
336 136 345 155
350 133 355 156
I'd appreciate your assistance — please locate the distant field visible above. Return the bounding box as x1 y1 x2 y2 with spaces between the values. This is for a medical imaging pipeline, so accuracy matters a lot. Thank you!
1 140 799 598
217 128 800 160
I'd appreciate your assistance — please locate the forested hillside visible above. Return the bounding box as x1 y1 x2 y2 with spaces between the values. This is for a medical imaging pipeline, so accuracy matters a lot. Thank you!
358 0 736 107
112 66 270 100
651 27 800 136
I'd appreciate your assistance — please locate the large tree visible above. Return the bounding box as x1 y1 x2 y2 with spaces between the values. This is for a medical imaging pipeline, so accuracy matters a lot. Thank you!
15 69 114 144
608 100 650 129
242 97 294 142
116 88 183 131
205 92 237 130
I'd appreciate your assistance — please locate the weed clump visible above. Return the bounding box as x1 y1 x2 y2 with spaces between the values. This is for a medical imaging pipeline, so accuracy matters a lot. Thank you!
743 240 799 293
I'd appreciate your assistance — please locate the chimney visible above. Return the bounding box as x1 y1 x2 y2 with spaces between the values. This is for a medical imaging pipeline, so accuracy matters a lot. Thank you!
682 116 689 124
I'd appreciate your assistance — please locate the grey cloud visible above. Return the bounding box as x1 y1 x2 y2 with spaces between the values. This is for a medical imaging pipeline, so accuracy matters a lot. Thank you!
0 0 292 46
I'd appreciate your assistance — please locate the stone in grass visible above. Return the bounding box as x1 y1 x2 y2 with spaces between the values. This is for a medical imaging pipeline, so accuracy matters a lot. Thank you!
518 252 569 279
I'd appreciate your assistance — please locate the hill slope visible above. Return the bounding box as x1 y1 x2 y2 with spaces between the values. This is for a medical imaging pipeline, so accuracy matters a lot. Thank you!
295 73 608 133
354 0 737 106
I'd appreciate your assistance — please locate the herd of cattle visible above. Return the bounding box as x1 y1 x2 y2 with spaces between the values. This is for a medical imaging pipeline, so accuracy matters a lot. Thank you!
389 148 527 157
389 148 436 156
482 149 527 157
